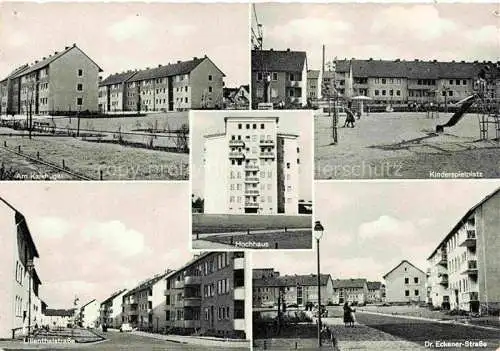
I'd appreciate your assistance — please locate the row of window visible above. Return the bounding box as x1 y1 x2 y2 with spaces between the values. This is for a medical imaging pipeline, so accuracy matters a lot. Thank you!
256 72 302 82
15 261 24 286
217 306 231 321
15 295 24 317
404 289 420 297
404 277 420 284
374 89 401 97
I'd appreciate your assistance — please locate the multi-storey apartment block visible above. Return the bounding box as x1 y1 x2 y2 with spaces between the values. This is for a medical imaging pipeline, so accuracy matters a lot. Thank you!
122 271 173 332
98 56 224 113
308 59 498 106
78 299 99 328
0 197 42 338
0 44 101 116
252 49 308 108
253 269 334 308
366 281 384 303
164 252 248 339
427 188 500 313
383 260 426 304
100 289 127 328
332 279 369 305
204 116 300 215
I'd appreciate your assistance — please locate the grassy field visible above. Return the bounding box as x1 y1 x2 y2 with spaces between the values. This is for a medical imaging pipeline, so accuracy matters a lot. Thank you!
315 112 500 179
192 214 312 233
0 133 188 180
199 230 312 249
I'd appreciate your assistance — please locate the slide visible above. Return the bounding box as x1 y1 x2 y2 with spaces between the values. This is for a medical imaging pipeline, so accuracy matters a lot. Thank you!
436 95 477 133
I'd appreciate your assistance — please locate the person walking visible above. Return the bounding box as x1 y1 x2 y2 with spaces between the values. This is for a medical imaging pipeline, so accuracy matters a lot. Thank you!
343 302 353 327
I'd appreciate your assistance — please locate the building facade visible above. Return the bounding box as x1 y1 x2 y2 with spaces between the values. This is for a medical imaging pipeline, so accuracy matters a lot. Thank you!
427 188 500 313
366 281 384 303
0 44 101 116
253 270 334 308
79 299 99 328
0 198 42 338
332 279 368 305
383 260 426 304
100 289 127 328
307 58 498 107
164 252 248 339
42 309 74 328
98 56 224 113
251 49 308 108
204 117 299 215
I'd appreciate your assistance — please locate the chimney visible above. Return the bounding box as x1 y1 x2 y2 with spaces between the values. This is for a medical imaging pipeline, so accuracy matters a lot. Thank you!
73 43 76 47
204 54 207 58
193 57 197 60
269 48 273 51
42 57 46 60
177 60 181 64
369 57 373 61
433 59 437 63
414 59 419 62
146 67 149 70
35 60 39 64
65 46 70 50
54 51 58 55
286 48 290 52
158 64 162 67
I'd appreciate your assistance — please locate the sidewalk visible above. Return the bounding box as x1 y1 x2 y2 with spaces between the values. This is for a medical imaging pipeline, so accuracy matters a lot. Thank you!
318 317 426 351
131 330 250 349
253 338 335 350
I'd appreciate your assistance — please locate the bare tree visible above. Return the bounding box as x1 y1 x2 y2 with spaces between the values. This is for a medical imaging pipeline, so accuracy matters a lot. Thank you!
175 123 189 152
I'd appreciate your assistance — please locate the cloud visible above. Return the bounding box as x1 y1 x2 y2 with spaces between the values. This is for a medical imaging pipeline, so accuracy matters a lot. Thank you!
32 217 72 239
358 215 418 240
82 220 148 257
465 25 499 46
371 5 458 41
107 15 152 42
168 24 197 37
4 31 29 48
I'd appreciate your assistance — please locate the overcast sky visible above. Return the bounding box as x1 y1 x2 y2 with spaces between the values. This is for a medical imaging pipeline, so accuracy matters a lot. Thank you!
253 181 500 282
191 110 313 201
0 2 249 87
254 2 499 71
1 182 191 309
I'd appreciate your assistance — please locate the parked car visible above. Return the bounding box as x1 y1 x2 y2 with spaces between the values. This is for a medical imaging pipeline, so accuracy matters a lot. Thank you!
120 323 133 332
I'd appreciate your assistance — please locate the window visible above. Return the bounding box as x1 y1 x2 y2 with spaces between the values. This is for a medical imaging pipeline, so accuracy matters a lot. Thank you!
77 97 83 106
246 124 250 129
375 90 379 96
404 277 409 284
185 97 188 103
272 72 278 81
289 90 294 97
414 277 419 284
208 75 213 81
415 290 419 296
449 80 453 85
396 90 401 96
286 162 290 169
252 124 257 129
208 86 212 93
78 69 83 77
462 79 467 85
405 290 410 297
257 72 263 81
238 124 242 129
382 90 386 96
381 78 386 84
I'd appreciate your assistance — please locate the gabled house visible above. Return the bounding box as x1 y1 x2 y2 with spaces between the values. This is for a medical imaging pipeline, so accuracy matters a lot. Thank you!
383 260 426 304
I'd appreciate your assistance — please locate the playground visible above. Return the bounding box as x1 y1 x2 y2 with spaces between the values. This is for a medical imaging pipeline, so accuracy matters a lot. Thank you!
315 110 500 179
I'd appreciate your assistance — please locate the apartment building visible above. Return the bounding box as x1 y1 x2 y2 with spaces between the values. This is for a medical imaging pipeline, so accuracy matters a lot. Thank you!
427 187 500 313
164 252 248 339
309 58 497 106
204 116 300 215
383 260 426 304
98 55 224 113
253 270 334 308
332 279 368 305
223 85 250 109
0 44 101 116
42 309 75 328
366 281 384 303
0 197 42 338
122 270 174 332
251 49 308 108
100 289 128 328
78 299 99 328
307 70 321 101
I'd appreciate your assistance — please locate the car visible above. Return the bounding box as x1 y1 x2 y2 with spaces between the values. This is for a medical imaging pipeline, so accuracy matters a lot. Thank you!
120 323 133 332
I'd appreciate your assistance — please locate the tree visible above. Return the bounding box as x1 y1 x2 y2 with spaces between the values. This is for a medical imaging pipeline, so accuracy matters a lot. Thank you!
192 195 204 213
175 123 189 153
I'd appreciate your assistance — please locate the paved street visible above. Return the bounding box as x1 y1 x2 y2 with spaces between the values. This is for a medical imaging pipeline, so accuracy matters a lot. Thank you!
354 311 500 350
0 331 236 350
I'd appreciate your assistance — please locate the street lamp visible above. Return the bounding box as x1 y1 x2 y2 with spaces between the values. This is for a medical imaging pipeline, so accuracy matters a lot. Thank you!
313 220 324 347
26 259 34 337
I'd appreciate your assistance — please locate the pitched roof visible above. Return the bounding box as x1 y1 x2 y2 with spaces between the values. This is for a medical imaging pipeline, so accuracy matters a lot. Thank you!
308 70 320 79
127 57 206 82
427 187 500 260
367 281 382 290
252 50 307 72
333 278 367 289
9 44 102 79
44 309 75 317
0 64 30 82
101 289 127 306
254 273 332 287
383 260 425 279
81 299 96 309
124 270 176 297
99 71 137 87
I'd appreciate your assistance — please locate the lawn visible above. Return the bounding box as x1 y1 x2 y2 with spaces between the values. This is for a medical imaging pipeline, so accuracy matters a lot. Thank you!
192 214 312 233
0 133 188 180
199 230 312 249
315 112 500 179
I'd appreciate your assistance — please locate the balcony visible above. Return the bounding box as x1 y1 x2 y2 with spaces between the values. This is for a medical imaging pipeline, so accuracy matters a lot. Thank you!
184 276 201 286
183 297 201 307
245 189 260 195
245 164 259 171
229 151 245 159
244 201 259 208
259 151 275 159
259 139 275 146
468 292 479 301
233 319 245 331
459 230 477 248
229 140 245 147
174 280 185 289
437 252 448 267
164 289 170 296
174 299 184 308
234 257 245 270
234 287 245 300
461 260 478 275
244 176 260 183
287 80 301 88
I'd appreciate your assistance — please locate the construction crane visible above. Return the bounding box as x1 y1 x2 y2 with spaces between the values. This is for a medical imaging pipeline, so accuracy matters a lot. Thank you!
251 4 263 50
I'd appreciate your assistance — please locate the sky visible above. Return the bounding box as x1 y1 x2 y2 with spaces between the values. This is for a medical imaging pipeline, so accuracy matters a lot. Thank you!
0 182 193 309
0 2 249 87
253 180 500 282
191 110 313 201
253 2 500 71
